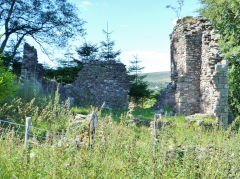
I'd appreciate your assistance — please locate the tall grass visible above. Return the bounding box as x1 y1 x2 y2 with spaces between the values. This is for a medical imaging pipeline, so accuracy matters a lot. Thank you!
0 86 73 132
1 108 240 177
1 83 240 177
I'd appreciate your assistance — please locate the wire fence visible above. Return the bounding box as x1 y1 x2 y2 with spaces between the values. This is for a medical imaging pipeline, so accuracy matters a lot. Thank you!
0 118 58 140
0 112 98 148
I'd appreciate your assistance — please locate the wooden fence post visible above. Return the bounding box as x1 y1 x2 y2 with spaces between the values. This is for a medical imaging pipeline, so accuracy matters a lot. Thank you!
153 114 161 177
24 117 31 149
89 112 98 146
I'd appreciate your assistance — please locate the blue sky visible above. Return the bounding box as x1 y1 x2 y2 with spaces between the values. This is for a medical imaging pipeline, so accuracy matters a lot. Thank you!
39 0 202 73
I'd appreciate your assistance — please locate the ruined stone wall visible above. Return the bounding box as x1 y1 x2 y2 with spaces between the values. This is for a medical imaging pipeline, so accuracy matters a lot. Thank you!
72 61 129 109
20 43 46 91
21 43 42 83
200 26 228 124
20 43 60 94
156 16 228 125
20 43 129 110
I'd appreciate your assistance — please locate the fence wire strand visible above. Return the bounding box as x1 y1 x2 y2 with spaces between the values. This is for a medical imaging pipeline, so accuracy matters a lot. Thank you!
0 119 61 140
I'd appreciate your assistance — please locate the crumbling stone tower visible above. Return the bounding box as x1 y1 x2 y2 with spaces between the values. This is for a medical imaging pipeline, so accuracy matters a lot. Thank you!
20 43 44 88
156 16 229 125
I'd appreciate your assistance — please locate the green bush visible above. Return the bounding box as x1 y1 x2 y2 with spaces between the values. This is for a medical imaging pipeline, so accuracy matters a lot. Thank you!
129 81 152 106
0 54 18 102
228 54 240 116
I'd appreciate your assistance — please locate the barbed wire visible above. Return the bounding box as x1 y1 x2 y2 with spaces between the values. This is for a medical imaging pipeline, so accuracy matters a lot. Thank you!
0 119 61 140
0 112 97 145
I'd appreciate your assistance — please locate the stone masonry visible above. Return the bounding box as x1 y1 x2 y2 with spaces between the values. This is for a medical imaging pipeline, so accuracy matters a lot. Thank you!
20 43 60 94
72 61 129 109
156 16 229 125
20 43 129 110
20 43 44 88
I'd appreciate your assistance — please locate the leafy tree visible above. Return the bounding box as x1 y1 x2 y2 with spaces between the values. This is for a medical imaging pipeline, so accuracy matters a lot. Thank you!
1 51 22 76
76 42 98 63
200 0 240 57
128 55 151 106
0 0 85 58
199 0 240 116
100 24 121 61
228 54 240 116
0 54 18 101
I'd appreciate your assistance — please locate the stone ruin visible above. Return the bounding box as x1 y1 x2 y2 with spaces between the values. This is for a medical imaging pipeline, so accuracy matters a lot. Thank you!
20 43 44 88
72 61 129 109
20 43 129 110
156 16 229 125
20 43 59 94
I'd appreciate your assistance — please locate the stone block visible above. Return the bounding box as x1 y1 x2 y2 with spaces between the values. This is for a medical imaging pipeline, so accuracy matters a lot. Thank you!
218 77 228 84
215 64 228 72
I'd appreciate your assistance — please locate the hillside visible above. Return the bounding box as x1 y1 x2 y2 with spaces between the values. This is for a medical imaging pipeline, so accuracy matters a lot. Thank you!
142 71 171 90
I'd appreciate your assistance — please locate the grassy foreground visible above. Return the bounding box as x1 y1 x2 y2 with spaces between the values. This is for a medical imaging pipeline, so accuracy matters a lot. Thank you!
0 104 240 178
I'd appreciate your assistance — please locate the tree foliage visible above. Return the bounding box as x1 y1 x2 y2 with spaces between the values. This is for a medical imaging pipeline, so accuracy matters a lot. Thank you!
0 0 85 58
200 0 240 57
128 55 145 83
76 42 98 63
200 0 240 116
45 61 83 85
228 54 240 116
100 25 121 61
0 54 18 101
128 55 151 106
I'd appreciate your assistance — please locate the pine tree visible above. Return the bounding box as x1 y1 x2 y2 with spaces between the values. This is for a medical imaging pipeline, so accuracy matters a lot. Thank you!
128 55 151 106
128 55 145 83
100 24 121 61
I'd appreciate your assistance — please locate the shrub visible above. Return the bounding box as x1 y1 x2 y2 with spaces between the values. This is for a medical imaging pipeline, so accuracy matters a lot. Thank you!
0 54 18 102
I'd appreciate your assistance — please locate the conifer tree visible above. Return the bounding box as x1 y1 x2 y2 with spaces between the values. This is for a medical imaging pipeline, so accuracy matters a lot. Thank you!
100 24 121 61
128 55 151 106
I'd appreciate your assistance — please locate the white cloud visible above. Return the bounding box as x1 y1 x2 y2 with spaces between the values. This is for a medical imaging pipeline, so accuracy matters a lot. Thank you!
82 1 92 6
77 1 93 11
122 50 170 73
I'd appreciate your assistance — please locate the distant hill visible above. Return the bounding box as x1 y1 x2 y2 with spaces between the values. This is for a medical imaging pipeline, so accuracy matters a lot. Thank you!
141 71 171 90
